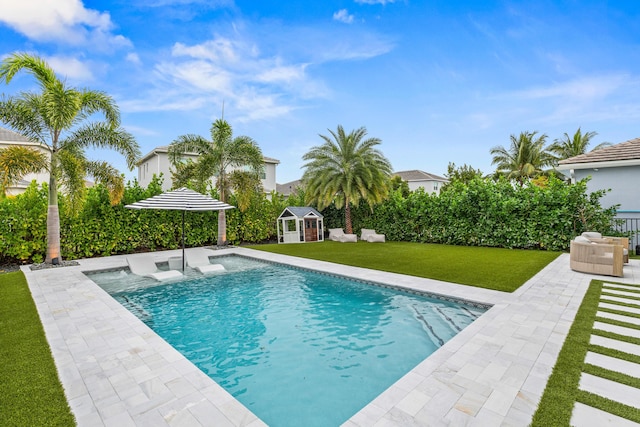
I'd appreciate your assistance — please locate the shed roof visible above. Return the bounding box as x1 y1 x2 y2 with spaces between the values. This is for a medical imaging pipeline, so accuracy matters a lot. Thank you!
393 169 448 182
558 137 640 166
278 206 323 219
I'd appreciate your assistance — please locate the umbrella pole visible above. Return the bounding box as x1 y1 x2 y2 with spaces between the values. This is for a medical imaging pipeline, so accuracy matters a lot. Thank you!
182 210 185 271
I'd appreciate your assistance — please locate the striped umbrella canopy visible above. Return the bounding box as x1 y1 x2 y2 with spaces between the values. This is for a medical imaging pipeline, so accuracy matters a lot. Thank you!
125 188 235 270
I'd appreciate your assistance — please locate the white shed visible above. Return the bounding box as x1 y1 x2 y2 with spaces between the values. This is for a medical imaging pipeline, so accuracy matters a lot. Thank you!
277 207 324 243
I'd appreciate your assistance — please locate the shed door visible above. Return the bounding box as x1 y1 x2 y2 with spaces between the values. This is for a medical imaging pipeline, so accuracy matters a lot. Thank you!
304 219 318 242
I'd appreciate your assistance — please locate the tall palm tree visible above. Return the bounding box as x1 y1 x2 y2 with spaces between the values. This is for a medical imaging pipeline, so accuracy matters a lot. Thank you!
302 125 392 234
0 52 140 263
547 128 611 161
0 145 48 197
168 118 263 245
490 131 554 185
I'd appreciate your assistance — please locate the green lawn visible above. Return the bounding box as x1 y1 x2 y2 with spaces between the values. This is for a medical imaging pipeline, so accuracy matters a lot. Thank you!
0 271 75 427
246 240 561 293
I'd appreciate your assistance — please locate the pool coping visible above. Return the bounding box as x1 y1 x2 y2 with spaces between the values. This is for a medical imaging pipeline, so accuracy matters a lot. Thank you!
21 247 640 426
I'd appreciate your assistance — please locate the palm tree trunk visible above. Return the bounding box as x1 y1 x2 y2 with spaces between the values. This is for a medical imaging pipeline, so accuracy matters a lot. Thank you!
345 202 353 234
45 173 61 263
217 209 227 246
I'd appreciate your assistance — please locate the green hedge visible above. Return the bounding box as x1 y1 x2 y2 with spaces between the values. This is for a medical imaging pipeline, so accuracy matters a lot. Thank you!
326 176 618 252
0 175 619 264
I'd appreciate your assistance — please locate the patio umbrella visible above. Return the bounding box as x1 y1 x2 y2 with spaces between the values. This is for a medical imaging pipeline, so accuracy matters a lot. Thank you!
125 187 235 270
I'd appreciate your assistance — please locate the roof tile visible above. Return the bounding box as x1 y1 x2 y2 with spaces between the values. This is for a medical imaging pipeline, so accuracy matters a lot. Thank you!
558 137 640 164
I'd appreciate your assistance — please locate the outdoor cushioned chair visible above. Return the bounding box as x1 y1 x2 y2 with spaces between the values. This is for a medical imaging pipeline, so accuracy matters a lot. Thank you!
570 236 623 277
582 232 630 263
339 233 357 243
329 228 357 242
127 255 183 281
185 249 225 274
360 228 386 243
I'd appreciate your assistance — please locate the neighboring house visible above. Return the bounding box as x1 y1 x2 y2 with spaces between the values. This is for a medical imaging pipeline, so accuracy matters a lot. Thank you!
276 179 302 197
556 137 640 220
0 126 50 195
137 145 280 194
393 170 448 195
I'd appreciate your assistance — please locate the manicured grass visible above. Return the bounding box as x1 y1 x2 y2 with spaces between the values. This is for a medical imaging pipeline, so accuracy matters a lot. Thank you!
246 241 561 292
0 271 75 427
531 280 640 425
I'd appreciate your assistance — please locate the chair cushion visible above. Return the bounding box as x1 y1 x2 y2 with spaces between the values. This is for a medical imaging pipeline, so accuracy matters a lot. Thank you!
339 234 357 243
582 232 603 239
367 234 385 243
328 228 345 241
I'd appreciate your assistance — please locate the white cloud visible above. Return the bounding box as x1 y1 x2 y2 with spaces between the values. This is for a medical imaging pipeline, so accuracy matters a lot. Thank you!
333 9 354 24
512 74 631 102
0 0 131 49
126 52 142 65
122 24 390 121
46 55 94 81
125 35 322 121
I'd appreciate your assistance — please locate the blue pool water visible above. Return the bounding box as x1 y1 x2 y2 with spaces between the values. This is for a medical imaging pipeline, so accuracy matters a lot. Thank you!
90 255 488 426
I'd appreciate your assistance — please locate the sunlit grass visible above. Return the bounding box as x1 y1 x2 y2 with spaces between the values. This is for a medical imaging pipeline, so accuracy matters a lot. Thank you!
247 240 561 292
0 271 75 426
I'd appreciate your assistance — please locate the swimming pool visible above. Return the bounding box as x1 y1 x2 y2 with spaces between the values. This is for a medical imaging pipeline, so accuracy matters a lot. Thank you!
89 255 489 426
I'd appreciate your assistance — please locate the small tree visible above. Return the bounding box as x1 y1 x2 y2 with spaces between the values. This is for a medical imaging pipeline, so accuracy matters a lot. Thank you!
168 118 263 245
302 125 392 233
0 53 140 263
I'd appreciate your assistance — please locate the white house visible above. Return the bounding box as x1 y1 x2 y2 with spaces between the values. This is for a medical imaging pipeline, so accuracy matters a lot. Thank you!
556 137 640 218
0 126 51 195
393 170 448 195
276 179 302 197
556 137 640 248
137 145 280 193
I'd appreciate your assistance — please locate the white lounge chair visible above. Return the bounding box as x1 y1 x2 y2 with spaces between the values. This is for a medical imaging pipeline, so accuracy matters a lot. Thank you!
127 255 183 281
360 228 386 242
328 228 357 243
186 249 225 274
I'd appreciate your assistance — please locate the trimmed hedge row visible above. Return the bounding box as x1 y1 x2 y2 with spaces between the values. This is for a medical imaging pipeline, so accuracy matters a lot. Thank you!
330 176 617 251
0 175 617 264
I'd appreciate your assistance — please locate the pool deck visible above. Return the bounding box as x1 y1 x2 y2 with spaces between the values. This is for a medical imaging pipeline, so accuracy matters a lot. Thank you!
21 247 640 426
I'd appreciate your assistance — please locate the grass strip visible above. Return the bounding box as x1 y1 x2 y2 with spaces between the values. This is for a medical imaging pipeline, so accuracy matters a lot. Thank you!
603 284 640 291
0 271 75 426
594 316 640 331
597 306 640 320
602 291 640 302
600 298 640 310
576 390 640 423
247 241 561 292
589 344 640 365
583 364 640 389
529 280 602 426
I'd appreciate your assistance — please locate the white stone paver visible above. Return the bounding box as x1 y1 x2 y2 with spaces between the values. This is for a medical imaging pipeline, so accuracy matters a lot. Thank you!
601 288 640 299
593 321 640 339
602 283 640 292
571 402 640 427
585 351 640 379
21 249 640 426
591 335 640 355
597 310 640 326
579 373 640 408
599 302 640 316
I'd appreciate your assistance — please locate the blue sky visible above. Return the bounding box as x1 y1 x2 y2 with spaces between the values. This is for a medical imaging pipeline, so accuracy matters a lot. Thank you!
0 0 639 185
